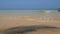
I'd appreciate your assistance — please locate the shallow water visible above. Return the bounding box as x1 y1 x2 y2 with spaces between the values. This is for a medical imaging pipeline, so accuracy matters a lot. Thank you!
0 10 60 16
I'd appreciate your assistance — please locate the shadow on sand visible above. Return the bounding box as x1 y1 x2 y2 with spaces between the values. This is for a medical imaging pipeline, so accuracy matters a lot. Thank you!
1 25 60 34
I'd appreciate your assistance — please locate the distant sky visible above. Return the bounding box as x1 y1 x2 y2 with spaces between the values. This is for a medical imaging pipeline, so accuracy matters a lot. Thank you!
0 0 60 9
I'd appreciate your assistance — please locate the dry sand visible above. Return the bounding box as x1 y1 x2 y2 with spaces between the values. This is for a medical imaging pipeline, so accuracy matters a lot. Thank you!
0 16 60 34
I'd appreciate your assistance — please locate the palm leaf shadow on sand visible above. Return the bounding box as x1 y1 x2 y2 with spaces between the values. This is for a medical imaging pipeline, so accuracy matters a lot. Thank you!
2 25 60 34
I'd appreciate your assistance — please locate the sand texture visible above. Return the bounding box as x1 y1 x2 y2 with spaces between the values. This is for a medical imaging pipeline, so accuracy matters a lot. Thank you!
0 16 60 34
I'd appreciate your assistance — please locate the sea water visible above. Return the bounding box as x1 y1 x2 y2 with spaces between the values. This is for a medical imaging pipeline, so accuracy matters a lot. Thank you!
0 10 60 16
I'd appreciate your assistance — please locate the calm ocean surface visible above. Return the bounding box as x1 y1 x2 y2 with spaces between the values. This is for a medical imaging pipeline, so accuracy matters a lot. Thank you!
0 10 60 17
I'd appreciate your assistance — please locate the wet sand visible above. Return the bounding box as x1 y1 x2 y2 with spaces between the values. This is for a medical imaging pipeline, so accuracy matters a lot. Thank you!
0 25 60 34
26 29 60 34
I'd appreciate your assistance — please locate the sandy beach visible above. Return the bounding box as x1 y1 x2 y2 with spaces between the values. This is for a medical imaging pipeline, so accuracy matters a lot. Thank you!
0 16 60 29
0 16 60 34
